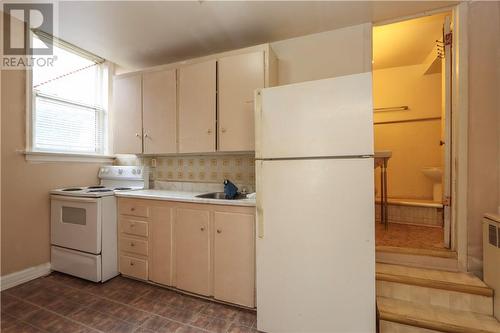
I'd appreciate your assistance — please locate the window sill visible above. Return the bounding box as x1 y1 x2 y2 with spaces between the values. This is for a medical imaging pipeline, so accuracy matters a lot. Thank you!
23 151 115 163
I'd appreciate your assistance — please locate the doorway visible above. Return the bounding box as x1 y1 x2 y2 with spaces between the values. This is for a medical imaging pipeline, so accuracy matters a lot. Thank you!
372 12 453 251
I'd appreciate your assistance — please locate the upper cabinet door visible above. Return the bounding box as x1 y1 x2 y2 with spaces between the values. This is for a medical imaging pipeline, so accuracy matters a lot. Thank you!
218 51 264 152
142 69 177 154
178 60 216 153
113 74 143 154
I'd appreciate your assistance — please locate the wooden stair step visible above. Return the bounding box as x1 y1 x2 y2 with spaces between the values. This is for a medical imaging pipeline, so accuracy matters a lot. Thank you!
376 263 493 297
377 246 458 259
376 247 459 271
377 297 500 333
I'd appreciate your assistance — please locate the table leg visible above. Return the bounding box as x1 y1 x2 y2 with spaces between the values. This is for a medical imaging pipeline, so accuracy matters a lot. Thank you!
382 159 389 230
380 166 385 225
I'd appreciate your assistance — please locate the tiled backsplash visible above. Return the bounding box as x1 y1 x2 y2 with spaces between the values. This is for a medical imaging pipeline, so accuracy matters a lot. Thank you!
115 154 256 189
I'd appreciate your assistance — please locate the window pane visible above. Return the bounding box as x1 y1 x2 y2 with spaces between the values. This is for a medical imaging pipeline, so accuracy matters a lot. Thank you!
32 37 102 106
34 96 102 153
31 34 107 154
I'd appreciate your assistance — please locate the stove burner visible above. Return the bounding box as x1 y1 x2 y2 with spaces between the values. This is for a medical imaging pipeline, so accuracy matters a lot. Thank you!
87 185 106 189
62 188 83 191
88 189 113 193
114 187 132 191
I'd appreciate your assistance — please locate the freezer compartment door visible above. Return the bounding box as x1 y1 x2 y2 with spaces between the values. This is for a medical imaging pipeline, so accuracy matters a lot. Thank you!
256 73 373 159
256 158 375 333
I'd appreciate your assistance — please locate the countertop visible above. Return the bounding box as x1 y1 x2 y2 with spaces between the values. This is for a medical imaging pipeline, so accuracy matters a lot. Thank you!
115 189 256 207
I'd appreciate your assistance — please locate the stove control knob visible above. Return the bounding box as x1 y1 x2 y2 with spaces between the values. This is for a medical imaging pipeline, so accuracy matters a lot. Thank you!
137 169 141 174
118 169 123 175
132 169 137 175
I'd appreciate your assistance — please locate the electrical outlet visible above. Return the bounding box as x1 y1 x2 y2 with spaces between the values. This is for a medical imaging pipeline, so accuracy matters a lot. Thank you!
151 158 157 168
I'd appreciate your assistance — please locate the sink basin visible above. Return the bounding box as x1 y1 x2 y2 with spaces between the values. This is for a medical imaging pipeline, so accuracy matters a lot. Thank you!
195 192 247 200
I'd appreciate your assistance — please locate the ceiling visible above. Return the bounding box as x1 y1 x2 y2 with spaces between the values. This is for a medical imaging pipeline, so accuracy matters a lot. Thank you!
48 1 456 69
373 12 450 70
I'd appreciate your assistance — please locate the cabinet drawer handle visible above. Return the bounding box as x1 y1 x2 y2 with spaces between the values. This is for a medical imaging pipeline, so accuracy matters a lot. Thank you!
217 229 222 234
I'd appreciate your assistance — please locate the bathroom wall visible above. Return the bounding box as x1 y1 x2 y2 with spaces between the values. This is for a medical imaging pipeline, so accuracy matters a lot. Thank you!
373 63 442 200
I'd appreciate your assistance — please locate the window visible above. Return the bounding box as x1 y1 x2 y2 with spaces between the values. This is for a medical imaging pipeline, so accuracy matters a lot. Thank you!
31 32 109 155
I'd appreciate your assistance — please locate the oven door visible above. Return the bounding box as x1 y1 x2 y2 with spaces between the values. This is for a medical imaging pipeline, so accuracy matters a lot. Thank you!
51 195 102 254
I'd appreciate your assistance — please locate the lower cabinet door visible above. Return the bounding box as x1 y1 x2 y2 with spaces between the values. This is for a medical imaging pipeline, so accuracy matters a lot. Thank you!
149 206 173 286
174 208 211 296
214 211 255 307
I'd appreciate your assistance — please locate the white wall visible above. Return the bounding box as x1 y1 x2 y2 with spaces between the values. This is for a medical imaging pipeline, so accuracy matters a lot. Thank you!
466 1 500 274
271 23 372 85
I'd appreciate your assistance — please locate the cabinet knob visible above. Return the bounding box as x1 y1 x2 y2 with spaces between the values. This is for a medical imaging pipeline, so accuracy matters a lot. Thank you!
135 133 140 137
200 226 205 231
221 128 226 133
130 242 135 247
131 208 135 211
207 129 212 135
130 223 135 228
130 261 135 266
217 229 222 234
144 133 149 138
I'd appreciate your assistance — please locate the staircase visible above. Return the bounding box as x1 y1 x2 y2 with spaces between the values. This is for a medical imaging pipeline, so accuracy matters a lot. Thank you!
376 263 500 333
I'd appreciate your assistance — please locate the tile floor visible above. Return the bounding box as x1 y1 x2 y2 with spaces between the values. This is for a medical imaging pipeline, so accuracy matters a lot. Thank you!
375 222 445 249
1 273 258 333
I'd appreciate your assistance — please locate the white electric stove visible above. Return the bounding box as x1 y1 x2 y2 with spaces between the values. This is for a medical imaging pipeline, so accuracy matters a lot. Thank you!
50 166 149 282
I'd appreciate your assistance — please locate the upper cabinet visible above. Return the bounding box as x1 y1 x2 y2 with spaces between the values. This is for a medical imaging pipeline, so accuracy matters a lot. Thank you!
112 44 278 155
142 69 177 154
113 69 177 155
178 60 217 153
113 74 143 154
218 51 265 152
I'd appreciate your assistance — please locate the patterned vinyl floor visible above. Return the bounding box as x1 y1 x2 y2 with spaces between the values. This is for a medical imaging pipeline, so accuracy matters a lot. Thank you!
1 272 258 333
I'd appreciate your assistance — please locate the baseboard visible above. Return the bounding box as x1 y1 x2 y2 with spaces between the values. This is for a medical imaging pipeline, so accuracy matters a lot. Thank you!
0 263 51 291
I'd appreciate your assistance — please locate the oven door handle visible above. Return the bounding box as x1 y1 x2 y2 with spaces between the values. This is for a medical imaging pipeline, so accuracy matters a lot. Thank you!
50 195 98 203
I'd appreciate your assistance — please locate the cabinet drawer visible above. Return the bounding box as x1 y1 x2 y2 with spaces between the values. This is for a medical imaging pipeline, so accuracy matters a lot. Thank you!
120 237 148 256
120 219 148 237
120 255 148 280
119 201 150 217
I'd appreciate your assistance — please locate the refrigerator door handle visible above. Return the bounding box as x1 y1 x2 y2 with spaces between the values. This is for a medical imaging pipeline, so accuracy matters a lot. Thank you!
256 159 264 238
257 206 264 238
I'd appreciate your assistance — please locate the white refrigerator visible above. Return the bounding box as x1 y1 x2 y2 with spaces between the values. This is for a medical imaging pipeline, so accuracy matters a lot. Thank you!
255 73 375 333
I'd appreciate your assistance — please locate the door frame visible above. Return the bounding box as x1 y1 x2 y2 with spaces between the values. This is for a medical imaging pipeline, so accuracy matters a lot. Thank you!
373 3 469 271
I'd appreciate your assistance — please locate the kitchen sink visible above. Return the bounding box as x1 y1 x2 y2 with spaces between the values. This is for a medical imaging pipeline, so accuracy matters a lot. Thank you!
195 192 247 200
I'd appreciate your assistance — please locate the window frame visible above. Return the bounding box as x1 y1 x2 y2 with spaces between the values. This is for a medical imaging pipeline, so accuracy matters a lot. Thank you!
25 32 114 163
